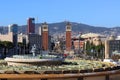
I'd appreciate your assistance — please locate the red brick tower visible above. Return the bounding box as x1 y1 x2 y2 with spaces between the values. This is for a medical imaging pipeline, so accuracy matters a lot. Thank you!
66 22 72 51
27 18 35 34
42 22 48 50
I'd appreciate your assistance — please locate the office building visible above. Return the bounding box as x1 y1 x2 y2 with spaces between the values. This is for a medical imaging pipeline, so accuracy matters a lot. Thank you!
27 18 35 34
28 33 42 50
105 36 120 59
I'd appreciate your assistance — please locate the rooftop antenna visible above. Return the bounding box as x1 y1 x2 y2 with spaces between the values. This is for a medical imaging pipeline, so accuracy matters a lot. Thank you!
36 17 38 24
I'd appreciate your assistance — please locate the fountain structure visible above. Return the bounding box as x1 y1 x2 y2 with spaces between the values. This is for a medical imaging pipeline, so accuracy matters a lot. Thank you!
3 44 120 80
30 44 36 57
5 44 64 66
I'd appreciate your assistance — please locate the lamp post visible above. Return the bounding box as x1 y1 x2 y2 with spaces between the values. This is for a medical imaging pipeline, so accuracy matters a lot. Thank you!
79 34 81 54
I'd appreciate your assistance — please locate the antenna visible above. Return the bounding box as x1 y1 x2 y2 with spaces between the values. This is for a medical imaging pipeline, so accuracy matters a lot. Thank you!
36 17 38 23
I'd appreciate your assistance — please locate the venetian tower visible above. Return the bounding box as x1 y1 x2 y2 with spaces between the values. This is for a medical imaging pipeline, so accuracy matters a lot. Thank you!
66 22 72 51
41 22 48 50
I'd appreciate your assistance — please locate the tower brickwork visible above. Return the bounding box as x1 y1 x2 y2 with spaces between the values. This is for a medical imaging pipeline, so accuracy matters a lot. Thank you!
42 22 48 50
66 22 72 51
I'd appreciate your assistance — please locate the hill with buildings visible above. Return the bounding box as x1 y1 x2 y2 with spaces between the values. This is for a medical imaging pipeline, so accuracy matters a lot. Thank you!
0 22 120 36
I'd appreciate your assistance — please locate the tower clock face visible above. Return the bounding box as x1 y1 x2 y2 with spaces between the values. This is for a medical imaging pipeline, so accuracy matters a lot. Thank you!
66 26 71 31
67 26 70 29
42 26 48 31
44 26 47 29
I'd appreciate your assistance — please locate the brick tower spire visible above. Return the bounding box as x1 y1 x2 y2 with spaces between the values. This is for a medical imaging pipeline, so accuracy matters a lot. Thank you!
66 22 72 51
41 22 48 50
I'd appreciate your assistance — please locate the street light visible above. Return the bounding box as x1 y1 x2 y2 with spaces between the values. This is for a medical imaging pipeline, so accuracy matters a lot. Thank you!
79 34 81 54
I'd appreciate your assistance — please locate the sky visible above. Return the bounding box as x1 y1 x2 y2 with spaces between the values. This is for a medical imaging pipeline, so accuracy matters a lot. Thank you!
0 0 120 27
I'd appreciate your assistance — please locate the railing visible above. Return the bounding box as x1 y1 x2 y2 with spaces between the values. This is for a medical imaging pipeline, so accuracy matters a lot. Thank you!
0 69 120 80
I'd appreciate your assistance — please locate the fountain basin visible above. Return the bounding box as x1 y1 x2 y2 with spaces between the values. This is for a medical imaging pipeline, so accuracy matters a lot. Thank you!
5 57 64 66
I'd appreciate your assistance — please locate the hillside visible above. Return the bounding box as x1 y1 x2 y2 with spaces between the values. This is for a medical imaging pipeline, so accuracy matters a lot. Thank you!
0 22 120 36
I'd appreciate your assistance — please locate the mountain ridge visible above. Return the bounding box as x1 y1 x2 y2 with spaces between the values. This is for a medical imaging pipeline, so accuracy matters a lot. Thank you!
0 22 120 35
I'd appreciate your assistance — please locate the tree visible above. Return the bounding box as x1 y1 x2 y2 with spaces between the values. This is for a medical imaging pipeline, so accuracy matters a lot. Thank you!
18 42 24 54
85 41 95 56
51 42 55 51
94 43 104 59
1 41 13 57
85 40 104 60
